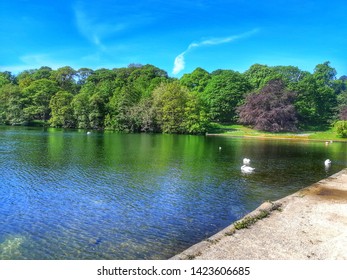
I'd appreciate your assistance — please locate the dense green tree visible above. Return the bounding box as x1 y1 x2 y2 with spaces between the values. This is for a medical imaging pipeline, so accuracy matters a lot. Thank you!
244 64 280 90
313 61 337 86
294 62 337 128
76 68 94 86
0 71 15 86
22 78 59 122
203 70 251 123
272 65 306 86
49 91 75 128
127 64 169 98
180 67 211 93
33 66 53 80
0 84 27 124
106 85 141 132
87 68 117 84
0 63 345 134
50 66 77 93
153 82 189 134
182 92 211 134
71 92 90 129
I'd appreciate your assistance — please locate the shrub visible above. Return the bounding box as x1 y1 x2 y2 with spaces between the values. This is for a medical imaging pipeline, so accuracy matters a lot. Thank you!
334 121 347 138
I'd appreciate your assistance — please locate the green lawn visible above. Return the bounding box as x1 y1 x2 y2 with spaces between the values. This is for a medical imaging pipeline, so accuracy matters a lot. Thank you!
207 124 347 142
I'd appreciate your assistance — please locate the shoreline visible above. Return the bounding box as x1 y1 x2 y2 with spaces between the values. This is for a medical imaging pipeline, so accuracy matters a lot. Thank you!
206 132 347 143
171 168 347 260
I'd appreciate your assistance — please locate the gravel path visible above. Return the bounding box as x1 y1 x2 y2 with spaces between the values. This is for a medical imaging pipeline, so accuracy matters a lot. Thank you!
171 169 347 260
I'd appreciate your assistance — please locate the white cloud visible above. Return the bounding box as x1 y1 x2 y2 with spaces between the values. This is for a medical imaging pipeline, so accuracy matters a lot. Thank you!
172 29 259 75
73 3 126 50
172 52 186 75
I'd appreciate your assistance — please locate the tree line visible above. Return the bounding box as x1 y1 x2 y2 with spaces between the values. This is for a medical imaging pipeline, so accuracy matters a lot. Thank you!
0 62 346 135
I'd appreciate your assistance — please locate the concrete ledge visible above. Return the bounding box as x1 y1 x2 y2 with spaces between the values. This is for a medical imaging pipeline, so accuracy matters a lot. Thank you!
170 168 347 260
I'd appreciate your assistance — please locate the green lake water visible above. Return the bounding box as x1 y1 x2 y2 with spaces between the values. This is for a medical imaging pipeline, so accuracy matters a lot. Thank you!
0 126 346 259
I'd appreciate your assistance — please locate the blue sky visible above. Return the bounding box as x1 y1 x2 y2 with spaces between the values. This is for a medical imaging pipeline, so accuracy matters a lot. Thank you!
0 0 346 77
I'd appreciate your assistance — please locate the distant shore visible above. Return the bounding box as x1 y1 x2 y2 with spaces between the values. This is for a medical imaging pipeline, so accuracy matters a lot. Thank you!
206 124 347 143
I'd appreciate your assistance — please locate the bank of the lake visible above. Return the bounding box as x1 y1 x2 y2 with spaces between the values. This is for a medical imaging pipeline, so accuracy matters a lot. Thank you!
207 124 347 142
171 168 347 260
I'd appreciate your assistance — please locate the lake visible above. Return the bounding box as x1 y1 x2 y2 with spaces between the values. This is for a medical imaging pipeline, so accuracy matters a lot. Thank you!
0 126 346 259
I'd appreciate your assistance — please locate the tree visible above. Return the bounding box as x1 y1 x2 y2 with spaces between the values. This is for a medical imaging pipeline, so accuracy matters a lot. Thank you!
203 70 251 123
0 71 15 86
71 92 90 129
244 64 280 90
339 107 347 120
272 65 306 85
182 92 211 134
180 67 211 93
238 80 298 132
106 85 142 132
313 61 336 86
50 66 77 93
0 84 27 124
337 91 347 120
294 62 337 128
127 64 169 98
76 68 94 86
152 82 189 133
22 78 59 122
49 91 75 128
132 98 158 132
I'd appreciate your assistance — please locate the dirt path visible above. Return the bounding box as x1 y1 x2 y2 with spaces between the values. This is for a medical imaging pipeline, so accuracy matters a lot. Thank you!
171 169 347 260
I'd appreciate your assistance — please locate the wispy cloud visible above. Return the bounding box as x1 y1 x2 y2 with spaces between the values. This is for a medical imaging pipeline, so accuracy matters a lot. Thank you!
73 4 126 51
172 29 259 75
73 1 155 52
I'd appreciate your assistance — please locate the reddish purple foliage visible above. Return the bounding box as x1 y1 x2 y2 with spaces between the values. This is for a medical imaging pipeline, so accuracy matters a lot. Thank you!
238 80 298 132
340 106 347 120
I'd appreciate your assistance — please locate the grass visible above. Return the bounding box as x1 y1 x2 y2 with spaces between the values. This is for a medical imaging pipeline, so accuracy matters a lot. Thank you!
208 124 347 142
234 210 270 230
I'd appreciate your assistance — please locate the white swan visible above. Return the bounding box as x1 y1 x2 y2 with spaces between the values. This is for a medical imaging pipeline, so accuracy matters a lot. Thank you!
241 165 255 173
324 159 331 166
87 131 91 135
243 158 251 165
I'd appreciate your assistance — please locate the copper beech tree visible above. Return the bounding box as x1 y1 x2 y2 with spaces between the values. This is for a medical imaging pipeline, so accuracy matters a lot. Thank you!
237 80 298 132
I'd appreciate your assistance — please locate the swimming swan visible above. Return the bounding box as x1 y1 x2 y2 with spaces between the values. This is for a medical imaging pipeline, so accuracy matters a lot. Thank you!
243 158 251 165
241 165 255 173
324 159 331 166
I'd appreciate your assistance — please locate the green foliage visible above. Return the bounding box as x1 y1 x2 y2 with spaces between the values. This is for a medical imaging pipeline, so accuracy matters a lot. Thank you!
49 91 75 128
294 62 338 128
334 121 347 138
22 78 59 122
180 67 211 93
0 84 26 124
0 62 344 135
182 92 211 134
153 81 189 134
203 70 251 123
71 92 90 129
244 64 280 90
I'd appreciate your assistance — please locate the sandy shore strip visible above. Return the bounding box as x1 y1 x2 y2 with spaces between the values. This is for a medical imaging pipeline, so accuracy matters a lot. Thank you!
171 168 347 260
